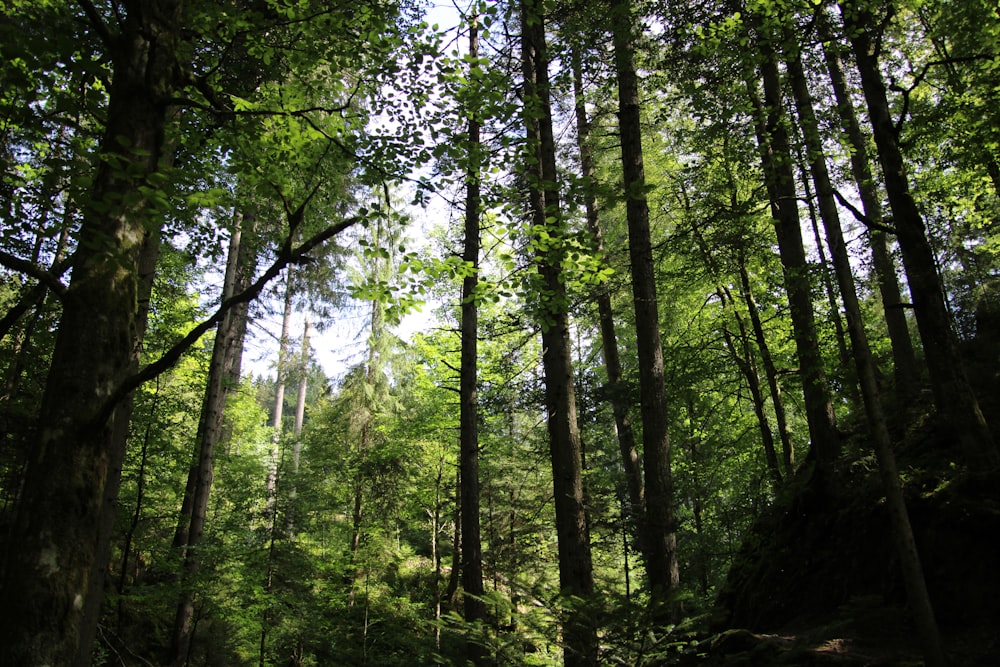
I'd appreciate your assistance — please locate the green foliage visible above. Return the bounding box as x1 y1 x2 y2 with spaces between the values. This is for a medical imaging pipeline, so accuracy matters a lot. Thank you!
5 0 999 663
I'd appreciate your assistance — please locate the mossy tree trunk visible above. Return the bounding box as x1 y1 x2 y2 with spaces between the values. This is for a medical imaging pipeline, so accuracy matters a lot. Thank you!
0 1 186 663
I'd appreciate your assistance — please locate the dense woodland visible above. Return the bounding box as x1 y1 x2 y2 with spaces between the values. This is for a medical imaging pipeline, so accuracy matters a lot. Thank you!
1 0 999 665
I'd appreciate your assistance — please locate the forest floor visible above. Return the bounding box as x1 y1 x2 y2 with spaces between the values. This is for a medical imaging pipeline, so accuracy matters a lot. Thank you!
687 338 1000 667
683 604 999 666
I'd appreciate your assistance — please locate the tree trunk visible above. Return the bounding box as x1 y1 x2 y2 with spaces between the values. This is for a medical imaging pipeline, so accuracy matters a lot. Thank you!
286 317 310 537
0 2 185 662
796 148 857 404
687 208 785 488
459 12 488 665
610 0 680 618
445 464 462 605
747 21 840 475
569 44 647 567
838 0 998 470
169 220 254 666
817 10 921 405
736 253 795 475
521 2 597 663
786 40 947 667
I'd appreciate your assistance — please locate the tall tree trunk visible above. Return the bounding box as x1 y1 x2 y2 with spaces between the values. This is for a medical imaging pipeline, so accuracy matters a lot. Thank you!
350 269 386 604
796 147 857 403
817 10 921 405
81 227 162 665
445 464 462 606
0 2 185 662
838 1 998 469
610 0 680 618
570 44 647 566
269 267 296 495
169 220 253 666
747 20 840 476
737 251 796 475
286 317 310 538
431 457 444 650
116 375 160 631
521 2 596 663
259 264 299 662
293 318 310 439
686 210 784 486
786 41 947 667
459 11 487 665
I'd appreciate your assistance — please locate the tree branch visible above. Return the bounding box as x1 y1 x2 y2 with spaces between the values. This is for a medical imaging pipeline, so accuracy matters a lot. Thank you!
88 216 361 430
832 189 896 234
0 256 73 341
0 251 70 298
75 0 115 49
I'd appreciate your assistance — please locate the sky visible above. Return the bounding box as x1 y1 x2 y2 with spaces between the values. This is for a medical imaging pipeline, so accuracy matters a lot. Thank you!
243 1 474 383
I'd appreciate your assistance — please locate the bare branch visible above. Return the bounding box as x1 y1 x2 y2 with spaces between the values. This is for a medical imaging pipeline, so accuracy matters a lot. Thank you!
88 215 361 429
832 189 896 234
0 251 69 298
75 0 115 49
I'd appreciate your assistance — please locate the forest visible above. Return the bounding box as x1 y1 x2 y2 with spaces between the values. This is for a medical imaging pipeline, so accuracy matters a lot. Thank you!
1 0 998 665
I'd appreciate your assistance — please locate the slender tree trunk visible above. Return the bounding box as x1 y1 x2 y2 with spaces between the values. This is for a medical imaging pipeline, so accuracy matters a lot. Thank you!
817 11 920 405
169 221 253 666
570 45 647 565
796 147 857 403
786 40 947 667
269 267 296 495
259 264 296 658
722 293 784 486
286 317 310 538
350 287 385 605
445 464 462 606
610 0 680 618
0 3 185 662
1 221 70 405
747 21 840 475
838 1 998 469
116 375 161 631
687 215 784 487
684 397 712 595
737 253 795 474
459 12 487 665
521 2 596 663
293 319 310 439
431 457 444 650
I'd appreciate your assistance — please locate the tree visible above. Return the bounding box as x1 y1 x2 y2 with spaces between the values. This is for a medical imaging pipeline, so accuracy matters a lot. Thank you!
745 3 840 476
521 0 597 662
785 26 946 665
0 3 187 662
815 10 921 405
837 0 998 470
611 0 681 617
458 8 488 664
569 41 647 572
169 216 255 666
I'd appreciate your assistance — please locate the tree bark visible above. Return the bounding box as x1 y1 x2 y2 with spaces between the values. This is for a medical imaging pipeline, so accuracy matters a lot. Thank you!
0 2 185 662
746 20 840 475
610 0 681 618
169 219 254 666
521 2 596 663
786 38 947 667
838 0 998 470
569 43 647 571
736 253 796 475
796 149 858 404
817 10 921 405
459 12 487 664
